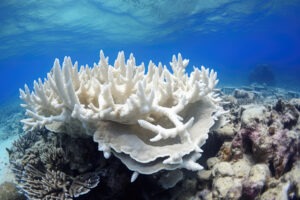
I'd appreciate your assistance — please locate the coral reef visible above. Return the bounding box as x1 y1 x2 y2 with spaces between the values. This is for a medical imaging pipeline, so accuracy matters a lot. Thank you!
8 89 300 199
195 98 300 199
19 51 225 178
261 160 300 200
222 84 300 106
232 100 299 178
9 51 300 199
119 86 298 199
16 164 99 200
8 128 199 200
9 129 102 200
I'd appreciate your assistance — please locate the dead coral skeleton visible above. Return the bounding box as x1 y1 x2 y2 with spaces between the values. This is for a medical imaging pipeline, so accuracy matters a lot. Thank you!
19 50 226 178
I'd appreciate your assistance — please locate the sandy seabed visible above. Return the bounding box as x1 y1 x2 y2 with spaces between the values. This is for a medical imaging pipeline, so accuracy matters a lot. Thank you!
0 134 18 184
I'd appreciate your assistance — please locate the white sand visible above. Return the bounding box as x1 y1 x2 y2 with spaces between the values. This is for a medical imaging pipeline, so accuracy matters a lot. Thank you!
0 97 23 184
0 134 18 184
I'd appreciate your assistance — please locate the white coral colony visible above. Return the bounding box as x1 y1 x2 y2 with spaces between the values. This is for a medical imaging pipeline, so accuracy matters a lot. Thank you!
20 50 225 181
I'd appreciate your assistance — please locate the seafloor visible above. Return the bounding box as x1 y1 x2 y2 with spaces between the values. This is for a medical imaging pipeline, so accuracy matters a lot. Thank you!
0 84 299 200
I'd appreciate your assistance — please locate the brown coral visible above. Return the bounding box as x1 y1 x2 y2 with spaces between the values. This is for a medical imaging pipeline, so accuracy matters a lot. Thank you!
17 164 100 200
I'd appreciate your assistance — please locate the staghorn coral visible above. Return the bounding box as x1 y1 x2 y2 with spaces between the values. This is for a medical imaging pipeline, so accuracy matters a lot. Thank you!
9 130 64 171
19 50 225 178
10 130 39 154
9 129 103 200
40 145 67 170
15 164 99 200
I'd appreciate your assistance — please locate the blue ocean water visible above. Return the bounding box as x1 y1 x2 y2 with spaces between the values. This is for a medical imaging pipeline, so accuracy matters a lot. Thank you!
0 1 299 103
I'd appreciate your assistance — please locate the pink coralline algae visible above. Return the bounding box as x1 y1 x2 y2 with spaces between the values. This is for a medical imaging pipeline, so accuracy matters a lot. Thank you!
232 100 300 178
196 98 300 200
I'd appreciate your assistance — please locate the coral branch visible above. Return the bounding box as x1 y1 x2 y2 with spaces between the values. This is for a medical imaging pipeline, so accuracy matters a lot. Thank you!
20 50 224 175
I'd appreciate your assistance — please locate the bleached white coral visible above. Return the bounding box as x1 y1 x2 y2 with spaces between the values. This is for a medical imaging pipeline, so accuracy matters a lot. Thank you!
20 50 225 176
